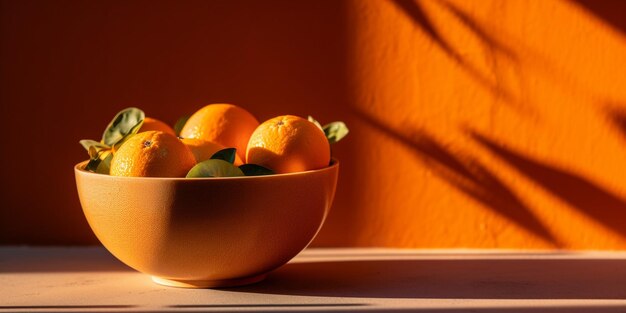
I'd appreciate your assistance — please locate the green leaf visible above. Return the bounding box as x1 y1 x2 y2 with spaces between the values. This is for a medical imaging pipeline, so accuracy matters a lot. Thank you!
96 151 113 174
101 107 145 146
308 115 323 131
210 148 237 164
85 150 113 174
323 121 349 144
79 139 108 152
186 159 245 178
111 120 144 152
87 145 104 159
174 115 190 136
239 164 274 176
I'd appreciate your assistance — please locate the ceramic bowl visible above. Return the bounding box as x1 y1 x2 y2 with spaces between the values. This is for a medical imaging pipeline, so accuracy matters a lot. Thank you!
74 160 338 288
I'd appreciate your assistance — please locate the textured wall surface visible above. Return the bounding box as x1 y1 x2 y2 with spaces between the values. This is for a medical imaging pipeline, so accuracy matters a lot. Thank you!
2 0 626 249
315 0 626 248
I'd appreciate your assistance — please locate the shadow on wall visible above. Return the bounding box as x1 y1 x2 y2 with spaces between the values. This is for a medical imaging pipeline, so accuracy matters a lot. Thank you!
376 0 626 246
468 130 626 239
609 109 626 141
352 109 558 246
390 0 521 109
571 0 626 35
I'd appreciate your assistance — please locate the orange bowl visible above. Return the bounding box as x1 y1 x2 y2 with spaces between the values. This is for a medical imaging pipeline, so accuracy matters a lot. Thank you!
74 160 338 288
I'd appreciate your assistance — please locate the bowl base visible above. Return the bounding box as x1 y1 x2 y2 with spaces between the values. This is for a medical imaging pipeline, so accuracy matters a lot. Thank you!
151 273 267 288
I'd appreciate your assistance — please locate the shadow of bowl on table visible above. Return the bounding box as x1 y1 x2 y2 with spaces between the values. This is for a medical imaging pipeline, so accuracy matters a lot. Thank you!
230 258 626 300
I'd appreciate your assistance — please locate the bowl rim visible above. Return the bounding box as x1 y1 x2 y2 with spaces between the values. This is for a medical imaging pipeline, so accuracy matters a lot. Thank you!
75 158 339 181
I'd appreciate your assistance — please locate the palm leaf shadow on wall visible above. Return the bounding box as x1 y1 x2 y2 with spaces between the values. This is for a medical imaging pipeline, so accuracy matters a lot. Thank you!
390 0 521 109
571 0 626 35
354 110 558 245
469 130 626 239
610 109 626 141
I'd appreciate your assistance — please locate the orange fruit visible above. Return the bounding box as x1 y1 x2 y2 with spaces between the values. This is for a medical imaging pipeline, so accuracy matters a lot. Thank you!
181 138 243 166
180 104 259 161
246 115 330 174
110 131 196 177
140 117 175 135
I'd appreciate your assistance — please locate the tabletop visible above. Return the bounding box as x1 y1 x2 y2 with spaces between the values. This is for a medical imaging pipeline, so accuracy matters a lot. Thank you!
2 247 626 312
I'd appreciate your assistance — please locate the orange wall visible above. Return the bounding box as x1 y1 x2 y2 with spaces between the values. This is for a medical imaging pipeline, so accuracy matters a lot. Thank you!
3 0 626 249
315 0 626 249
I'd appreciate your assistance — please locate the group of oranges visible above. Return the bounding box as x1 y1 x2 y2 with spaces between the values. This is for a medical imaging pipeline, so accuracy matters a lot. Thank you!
80 104 348 178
